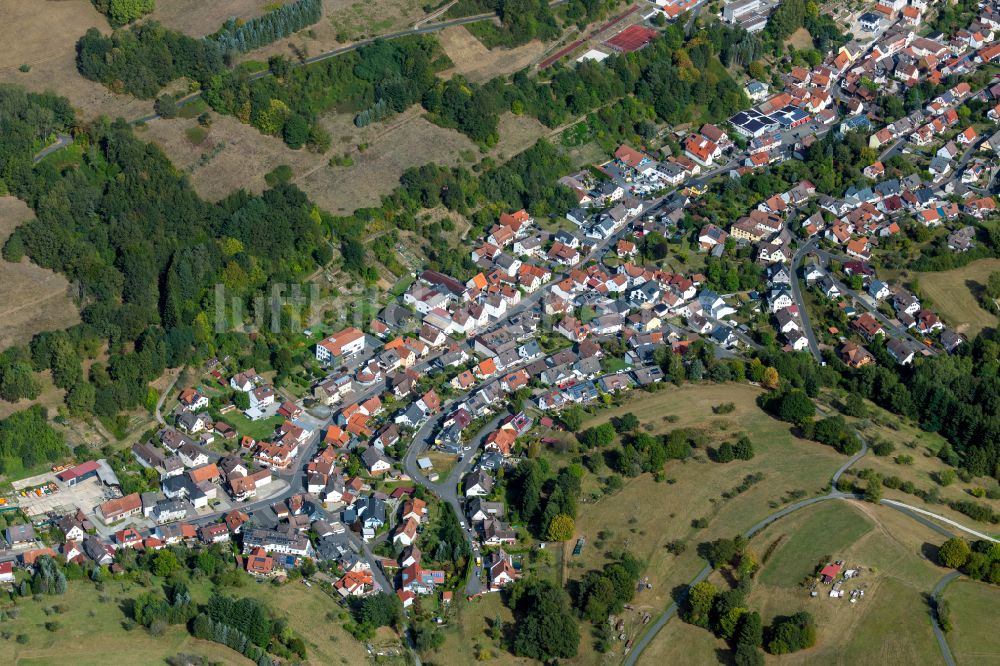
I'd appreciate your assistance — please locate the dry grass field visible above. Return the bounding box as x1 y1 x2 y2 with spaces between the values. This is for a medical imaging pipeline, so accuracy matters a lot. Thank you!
150 0 271 38
491 112 551 158
437 26 547 83
326 0 427 41
0 198 80 352
639 501 949 666
942 578 1000 665
145 103 548 212
297 106 482 211
137 112 323 201
911 258 1000 336
559 383 846 664
426 450 460 480
785 27 814 50
836 394 1000 534
0 1 154 122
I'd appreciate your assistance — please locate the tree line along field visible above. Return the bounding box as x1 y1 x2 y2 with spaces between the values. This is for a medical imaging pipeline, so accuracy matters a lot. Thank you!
828 390 1000 534
0 1 154 122
942 578 1000 664
0 580 252 666
149 0 274 38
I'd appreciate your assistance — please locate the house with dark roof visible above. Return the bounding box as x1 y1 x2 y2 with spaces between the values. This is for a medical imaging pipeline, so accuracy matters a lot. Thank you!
5 524 36 546
463 469 494 497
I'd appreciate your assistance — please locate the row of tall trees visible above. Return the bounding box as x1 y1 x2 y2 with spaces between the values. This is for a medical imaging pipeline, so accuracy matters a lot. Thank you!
213 0 322 54
80 1 322 98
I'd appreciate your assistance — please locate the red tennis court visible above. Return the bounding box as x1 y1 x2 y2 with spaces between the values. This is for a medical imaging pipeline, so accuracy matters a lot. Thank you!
605 25 658 53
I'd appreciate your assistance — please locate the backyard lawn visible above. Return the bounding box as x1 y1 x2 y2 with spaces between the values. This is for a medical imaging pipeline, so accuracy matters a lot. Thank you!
428 592 520 665
215 411 284 441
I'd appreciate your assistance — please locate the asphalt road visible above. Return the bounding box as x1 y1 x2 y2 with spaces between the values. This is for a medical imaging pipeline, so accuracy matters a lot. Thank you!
31 133 73 163
930 571 961 666
789 238 823 362
402 404 487 597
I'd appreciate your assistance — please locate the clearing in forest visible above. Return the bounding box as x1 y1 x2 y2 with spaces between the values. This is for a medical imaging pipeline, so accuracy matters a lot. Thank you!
0 198 80 353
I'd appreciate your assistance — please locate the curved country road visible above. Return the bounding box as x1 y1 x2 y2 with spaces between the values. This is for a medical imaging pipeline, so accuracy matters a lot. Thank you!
626 425 992 666
930 571 961 666
881 499 1000 543
624 434 870 665
31 133 74 163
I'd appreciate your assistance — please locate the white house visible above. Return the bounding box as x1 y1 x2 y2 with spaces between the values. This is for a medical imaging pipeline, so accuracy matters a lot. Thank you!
769 288 794 313
315 327 367 364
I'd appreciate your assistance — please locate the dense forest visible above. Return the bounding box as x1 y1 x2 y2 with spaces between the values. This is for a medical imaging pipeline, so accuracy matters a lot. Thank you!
0 85 327 426
91 0 155 28
78 14 753 150
77 22 225 98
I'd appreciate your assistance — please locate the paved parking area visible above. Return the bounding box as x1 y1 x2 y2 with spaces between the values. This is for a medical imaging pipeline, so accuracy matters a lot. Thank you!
16 476 111 518
11 471 57 491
